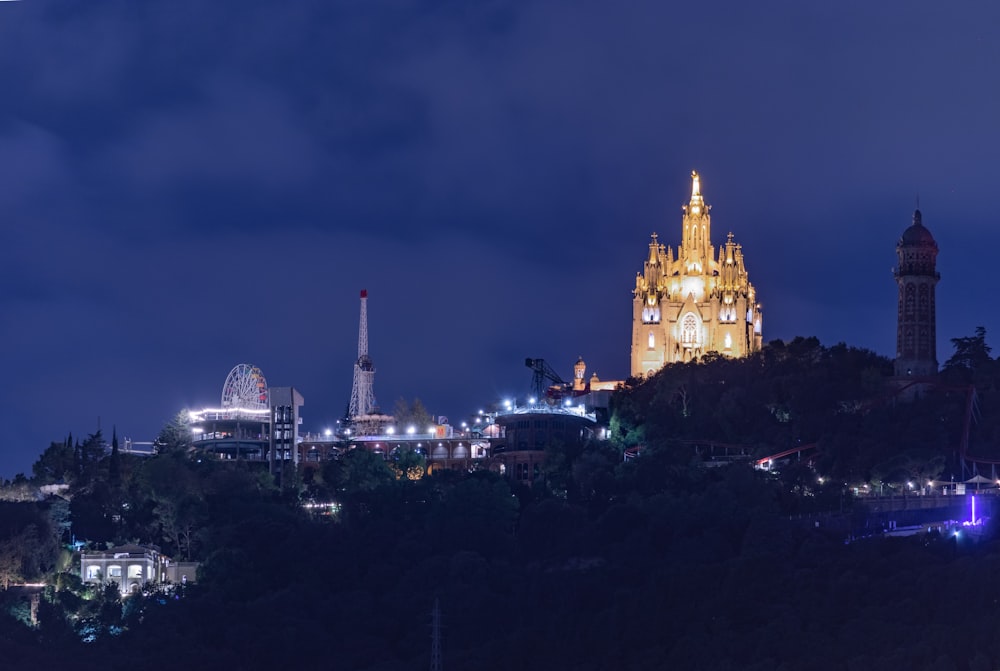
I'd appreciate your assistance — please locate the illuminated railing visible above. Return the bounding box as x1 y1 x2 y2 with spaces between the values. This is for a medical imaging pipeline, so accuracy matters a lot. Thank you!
495 403 596 423
188 407 271 422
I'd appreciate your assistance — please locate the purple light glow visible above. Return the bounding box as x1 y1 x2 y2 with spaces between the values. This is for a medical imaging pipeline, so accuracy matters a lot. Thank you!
962 495 982 528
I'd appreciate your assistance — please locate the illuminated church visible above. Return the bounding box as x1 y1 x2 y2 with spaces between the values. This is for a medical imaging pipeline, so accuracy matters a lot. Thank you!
631 171 763 377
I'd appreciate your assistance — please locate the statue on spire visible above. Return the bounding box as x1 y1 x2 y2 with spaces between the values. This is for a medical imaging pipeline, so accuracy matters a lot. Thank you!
688 170 705 214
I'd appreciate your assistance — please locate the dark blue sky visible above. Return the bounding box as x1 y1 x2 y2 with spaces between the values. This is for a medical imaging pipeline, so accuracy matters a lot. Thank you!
2 0 999 477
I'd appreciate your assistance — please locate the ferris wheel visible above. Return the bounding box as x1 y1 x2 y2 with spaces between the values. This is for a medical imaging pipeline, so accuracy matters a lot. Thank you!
221 364 269 412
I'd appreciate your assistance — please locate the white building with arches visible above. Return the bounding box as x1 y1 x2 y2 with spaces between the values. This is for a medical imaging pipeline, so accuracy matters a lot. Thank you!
81 544 197 594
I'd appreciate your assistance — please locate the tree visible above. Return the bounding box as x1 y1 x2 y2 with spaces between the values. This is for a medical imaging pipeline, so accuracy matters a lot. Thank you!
337 448 395 494
141 453 204 559
31 438 76 485
155 410 194 454
108 427 121 485
76 431 106 486
427 472 518 556
873 450 946 491
390 447 426 481
154 495 203 561
46 497 72 547
0 523 52 590
0 526 33 589
944 327 992 375
392 397 434 432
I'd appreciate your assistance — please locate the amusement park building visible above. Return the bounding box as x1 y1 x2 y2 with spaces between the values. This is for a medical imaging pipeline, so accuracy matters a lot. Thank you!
297 425 490 473
190 357 609 485
189 364 304 470
297 400 599 484
631 171 763 376
493 404 598 484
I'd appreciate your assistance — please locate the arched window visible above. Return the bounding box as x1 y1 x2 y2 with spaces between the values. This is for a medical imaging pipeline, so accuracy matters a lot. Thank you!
681 313 700 347
648 331 655 349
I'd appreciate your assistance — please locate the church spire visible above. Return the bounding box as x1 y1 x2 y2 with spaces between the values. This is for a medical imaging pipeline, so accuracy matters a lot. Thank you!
689 170 704 214
648 232 660 264
680 169 711 270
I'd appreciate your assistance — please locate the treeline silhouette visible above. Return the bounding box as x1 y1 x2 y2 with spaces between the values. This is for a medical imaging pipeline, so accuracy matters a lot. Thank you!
3 334 1000 669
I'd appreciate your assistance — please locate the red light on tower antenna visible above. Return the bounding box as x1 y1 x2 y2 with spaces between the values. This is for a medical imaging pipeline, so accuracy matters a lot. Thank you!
360 289 367 298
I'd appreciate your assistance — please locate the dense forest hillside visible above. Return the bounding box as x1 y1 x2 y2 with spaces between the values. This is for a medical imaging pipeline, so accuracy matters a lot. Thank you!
613 333 1000 491
3 334 1000 669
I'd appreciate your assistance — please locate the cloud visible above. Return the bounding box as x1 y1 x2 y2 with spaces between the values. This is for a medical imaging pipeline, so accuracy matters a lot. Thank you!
0 122 73 207
103 74 323 193
3 0 1000 478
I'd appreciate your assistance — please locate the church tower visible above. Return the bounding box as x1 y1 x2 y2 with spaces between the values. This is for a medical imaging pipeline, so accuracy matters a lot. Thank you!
894 209 939 377
630 171 762 377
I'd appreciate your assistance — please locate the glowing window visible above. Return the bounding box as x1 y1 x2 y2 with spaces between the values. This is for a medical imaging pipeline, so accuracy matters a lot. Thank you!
648 331 655 348
681 313 701 346
724 332 732 349
86 565 101 580
108 565 122 578
128 565 143 579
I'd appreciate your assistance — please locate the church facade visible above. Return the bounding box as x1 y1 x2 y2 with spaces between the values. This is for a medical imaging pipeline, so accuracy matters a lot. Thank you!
631 171 763 377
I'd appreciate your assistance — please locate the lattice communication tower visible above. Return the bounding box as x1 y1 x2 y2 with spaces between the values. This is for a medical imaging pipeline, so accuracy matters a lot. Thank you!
348 289 376 418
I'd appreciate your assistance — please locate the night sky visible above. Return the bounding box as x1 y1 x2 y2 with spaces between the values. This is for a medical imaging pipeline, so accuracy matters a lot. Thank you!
2 1 999 477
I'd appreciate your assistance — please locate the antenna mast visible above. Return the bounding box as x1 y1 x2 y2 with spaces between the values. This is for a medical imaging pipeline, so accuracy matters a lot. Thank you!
348 289 376 418
430 597 443 671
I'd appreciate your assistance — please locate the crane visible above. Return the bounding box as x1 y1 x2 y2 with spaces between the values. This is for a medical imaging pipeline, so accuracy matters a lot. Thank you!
525 358 567 400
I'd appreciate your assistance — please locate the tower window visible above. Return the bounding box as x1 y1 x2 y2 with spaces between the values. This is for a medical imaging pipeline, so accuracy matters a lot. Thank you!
648 331 655 349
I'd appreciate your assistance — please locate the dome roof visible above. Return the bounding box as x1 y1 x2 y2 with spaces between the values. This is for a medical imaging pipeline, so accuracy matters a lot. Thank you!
900 209 937 246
